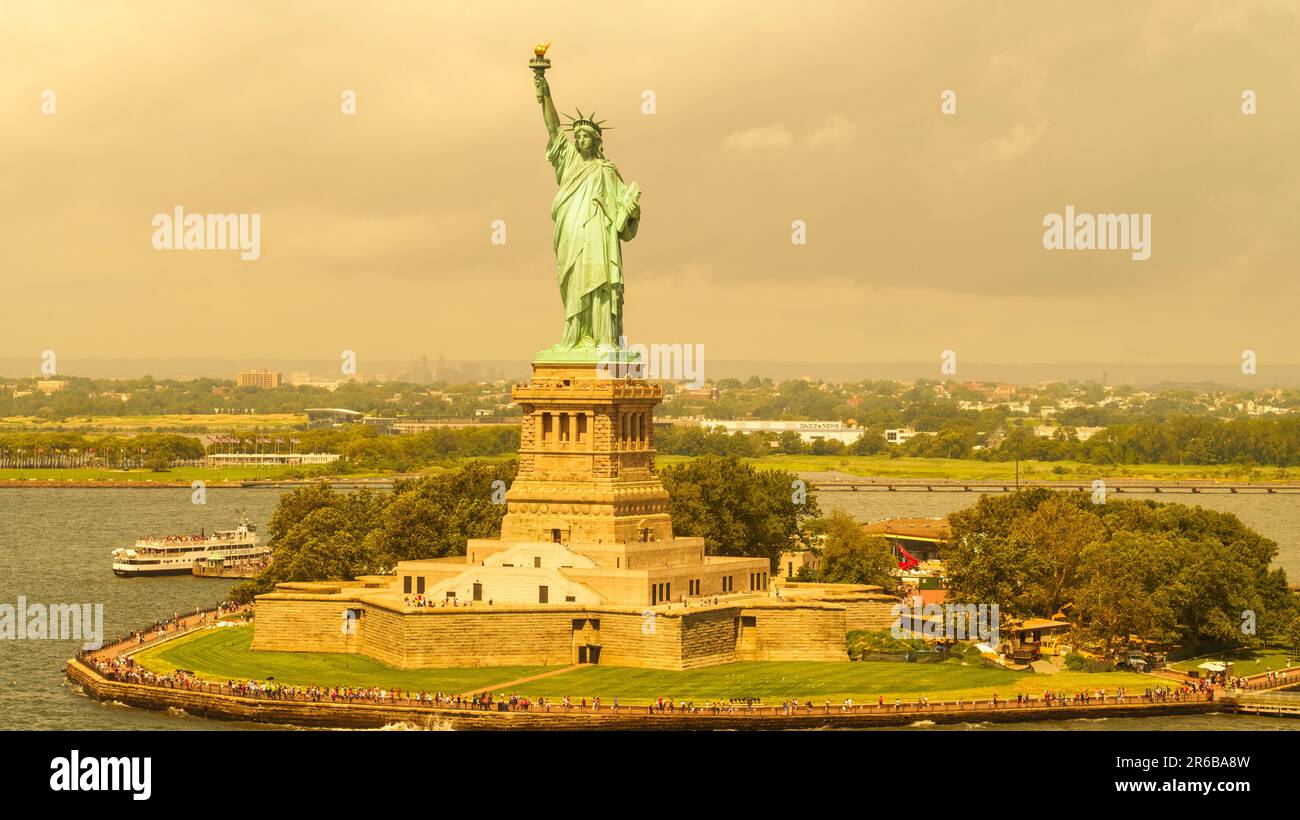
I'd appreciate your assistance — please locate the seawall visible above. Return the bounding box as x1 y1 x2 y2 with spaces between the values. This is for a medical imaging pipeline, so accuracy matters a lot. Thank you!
66 659 1225 731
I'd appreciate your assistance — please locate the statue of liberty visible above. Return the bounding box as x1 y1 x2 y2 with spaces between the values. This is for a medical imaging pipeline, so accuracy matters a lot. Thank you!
532 45 641 359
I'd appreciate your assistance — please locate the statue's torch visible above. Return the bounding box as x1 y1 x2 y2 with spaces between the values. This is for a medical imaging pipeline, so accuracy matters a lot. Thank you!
530 42 552 103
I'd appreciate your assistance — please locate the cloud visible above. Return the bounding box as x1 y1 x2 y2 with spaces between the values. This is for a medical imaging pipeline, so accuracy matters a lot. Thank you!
991 121 1048 163
806 114 857 147
722 123 795 150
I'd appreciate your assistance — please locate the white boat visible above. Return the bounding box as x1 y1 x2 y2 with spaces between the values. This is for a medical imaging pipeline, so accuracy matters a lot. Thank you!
112 520 267 577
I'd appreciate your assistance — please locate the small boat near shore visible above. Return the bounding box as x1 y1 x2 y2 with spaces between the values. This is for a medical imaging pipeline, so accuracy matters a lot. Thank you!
112 518 268 577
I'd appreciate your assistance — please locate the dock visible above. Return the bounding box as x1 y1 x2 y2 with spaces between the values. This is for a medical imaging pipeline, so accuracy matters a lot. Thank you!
1229 691 1300 717
191 558 270 579
810 479 1300 494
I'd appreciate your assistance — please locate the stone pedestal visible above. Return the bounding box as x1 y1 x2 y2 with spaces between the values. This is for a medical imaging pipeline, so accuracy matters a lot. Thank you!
500 359 673 546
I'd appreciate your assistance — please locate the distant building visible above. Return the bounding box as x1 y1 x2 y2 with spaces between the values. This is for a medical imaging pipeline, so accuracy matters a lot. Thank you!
236 369 282 389
305 408 364 428
676 386 720 401
862 517 951 563
778 549 822 579
884 427 928 445
362 417 396 434
206 453 340 467
1032 425 1105 442
392 417 511 434
36 379 66 395
698 419 863 445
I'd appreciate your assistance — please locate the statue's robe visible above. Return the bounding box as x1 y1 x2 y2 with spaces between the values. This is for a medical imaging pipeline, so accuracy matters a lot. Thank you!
546 130 640 350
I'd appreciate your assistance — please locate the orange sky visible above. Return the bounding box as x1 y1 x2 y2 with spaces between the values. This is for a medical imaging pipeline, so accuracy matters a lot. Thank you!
2 1 1298 369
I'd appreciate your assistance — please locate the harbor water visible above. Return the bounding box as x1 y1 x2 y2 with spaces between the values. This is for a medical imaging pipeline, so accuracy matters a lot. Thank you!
0 486 1297 731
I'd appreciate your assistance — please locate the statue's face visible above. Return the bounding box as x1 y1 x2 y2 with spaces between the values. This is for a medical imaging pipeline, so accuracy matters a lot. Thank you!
575 129 598 158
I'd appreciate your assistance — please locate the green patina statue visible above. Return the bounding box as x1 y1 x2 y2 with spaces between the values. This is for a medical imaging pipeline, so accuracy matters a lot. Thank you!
531 45 641 361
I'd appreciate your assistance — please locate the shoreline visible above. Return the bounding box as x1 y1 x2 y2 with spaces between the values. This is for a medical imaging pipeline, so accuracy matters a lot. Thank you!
65 658 1228 730
0 477 409 489
68 610 1286 730
10 475 1300 491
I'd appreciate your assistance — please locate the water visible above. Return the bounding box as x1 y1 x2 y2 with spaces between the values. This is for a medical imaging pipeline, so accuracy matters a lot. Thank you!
0 488 283 730
889 712 1299 731
1 486 1297 730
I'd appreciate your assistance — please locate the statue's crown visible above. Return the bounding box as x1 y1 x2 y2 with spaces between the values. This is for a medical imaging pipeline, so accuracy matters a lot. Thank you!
564 108 611 135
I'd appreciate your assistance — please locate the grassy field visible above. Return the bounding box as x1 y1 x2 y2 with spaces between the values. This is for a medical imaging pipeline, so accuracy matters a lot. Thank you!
6 455 1293 485
0 413 306 431
133 626 560 692
523 663 1154 704
657 454 1300 483
1171 648 1298 678
134 626 1155 704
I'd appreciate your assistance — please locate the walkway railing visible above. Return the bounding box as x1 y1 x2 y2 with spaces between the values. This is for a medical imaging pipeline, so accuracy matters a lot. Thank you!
76 603 252 663
77 662 1217 719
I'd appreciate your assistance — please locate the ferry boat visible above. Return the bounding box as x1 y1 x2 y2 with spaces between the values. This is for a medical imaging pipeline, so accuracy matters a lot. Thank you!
112 519 268 577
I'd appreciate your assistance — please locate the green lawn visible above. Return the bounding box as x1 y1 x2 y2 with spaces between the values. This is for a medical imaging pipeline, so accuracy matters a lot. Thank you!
523 663 1154 705
657 454 1300 484
133 626 559 693
1171 648 1299 678
133 626 1154 705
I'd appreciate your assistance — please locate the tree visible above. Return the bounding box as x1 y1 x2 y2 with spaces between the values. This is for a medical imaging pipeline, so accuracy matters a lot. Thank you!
946 489 1289 650
810 510 897 589
364 460 516 565
1006 495 1105 616
1287 613 1300 658
660 455 820 572
231 460 517 602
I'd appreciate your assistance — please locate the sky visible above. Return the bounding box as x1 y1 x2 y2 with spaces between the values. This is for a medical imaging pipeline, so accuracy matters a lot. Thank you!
2 1 1298 377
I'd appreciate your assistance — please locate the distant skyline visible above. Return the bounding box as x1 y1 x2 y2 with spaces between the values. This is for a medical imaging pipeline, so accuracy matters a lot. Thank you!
4 356 1300 389
3 2 1298 369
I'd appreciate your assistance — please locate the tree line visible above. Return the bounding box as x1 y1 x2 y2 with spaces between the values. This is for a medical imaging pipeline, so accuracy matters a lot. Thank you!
0 432 204 469
231 456 819 602
943 489 1296 651
657 415 1300 467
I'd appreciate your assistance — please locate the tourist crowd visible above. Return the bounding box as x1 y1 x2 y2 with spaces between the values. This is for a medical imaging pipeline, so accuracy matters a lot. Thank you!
402 594 485 608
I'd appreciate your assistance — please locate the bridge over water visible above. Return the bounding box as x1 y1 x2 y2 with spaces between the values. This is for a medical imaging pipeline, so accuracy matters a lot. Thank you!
810 479 1300 494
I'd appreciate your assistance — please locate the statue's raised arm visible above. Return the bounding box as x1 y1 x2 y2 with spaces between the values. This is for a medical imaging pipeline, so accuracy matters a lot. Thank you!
529 44 641 359
531 43 559 139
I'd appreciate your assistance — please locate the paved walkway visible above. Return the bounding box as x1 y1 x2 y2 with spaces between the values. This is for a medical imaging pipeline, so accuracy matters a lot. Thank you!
87 605 251 663
459 664 583 697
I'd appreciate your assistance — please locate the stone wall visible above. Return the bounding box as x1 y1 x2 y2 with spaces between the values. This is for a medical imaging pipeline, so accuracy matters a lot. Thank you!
680 608 742 668
739 603 847 662
833 596 903 632
250 596 362 654
252 594 849 669
360 604 577 668
593 610 686 669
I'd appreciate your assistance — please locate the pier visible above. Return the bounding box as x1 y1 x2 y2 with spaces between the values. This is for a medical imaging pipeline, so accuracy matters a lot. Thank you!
810 479 1300 494
1229 691 1300 717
